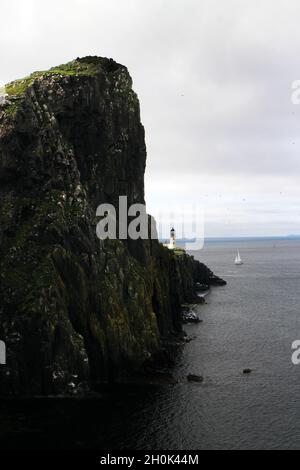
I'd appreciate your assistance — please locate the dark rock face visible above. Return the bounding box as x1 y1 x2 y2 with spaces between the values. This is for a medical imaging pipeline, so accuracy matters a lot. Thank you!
0 57 225 396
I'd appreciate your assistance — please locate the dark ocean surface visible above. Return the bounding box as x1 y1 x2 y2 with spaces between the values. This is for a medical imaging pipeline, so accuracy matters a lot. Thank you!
1 239 300 450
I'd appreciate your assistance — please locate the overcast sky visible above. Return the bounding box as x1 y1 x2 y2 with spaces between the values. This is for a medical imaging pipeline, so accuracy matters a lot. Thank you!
1 0 300 237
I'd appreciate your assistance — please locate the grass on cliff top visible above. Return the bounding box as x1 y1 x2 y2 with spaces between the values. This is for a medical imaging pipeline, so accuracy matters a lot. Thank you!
5 57 118 98
171 247 186 256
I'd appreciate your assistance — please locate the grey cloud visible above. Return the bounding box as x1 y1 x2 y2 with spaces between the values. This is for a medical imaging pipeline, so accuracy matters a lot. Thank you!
1 0 300 236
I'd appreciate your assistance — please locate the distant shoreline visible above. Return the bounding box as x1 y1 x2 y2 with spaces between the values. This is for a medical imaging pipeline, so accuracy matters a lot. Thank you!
204 236 300 242
160 236 300 245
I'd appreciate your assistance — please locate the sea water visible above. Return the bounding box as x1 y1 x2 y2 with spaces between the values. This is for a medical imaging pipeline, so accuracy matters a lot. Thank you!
1 239 300 450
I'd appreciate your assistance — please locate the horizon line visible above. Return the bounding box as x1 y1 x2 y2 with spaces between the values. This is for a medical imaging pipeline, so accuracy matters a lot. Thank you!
159 235 300 241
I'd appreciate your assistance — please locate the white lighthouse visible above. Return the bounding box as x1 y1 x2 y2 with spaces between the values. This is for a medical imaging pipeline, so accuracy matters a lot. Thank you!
169 227 176 249
163 227 176 250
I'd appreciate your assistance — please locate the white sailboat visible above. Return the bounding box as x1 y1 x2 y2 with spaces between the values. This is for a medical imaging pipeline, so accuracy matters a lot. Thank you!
234 250 243 265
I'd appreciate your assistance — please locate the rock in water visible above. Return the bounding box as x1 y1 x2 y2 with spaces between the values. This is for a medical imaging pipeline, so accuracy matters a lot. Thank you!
182 309 202 324
187 374 204 383
0 57 225 396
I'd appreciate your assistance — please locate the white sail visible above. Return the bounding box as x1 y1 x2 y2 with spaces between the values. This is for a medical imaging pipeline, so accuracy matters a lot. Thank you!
234 250 243 265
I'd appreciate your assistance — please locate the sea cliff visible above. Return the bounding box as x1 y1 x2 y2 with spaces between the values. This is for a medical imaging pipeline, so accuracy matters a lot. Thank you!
0 57 225 396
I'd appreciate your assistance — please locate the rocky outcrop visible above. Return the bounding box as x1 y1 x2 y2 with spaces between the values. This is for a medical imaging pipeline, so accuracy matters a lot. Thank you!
0 57 225 396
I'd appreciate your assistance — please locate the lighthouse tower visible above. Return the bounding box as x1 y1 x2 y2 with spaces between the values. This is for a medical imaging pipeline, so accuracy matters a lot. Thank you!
169 227 176 250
